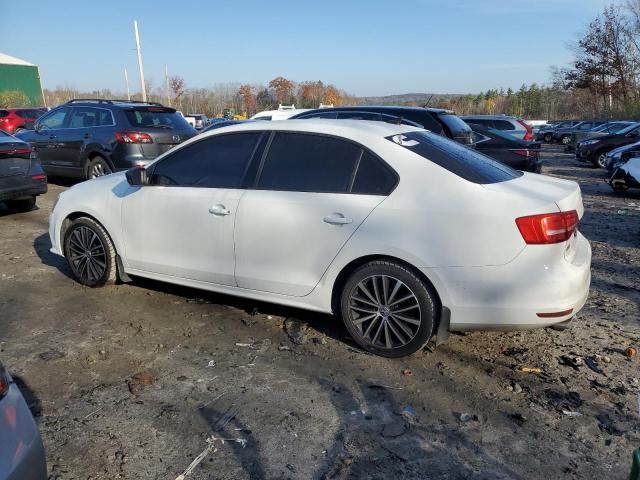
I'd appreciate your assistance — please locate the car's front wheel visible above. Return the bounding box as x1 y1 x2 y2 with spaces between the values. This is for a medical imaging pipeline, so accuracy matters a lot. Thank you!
4 197 36 212
340 260 436 357
63 217 117 287
560 135 571 145
593 150 609 168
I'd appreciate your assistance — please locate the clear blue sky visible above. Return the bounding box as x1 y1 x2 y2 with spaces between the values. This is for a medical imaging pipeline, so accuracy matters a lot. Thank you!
1 0 611 96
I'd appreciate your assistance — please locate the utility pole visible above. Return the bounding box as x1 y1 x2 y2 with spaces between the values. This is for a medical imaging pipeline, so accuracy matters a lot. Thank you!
164 64 171 106
133 20 147 102
124 68 131 101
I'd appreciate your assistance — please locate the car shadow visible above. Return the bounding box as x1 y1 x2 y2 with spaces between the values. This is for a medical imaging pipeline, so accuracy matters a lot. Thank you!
11 374 42 419
33 232 71 277
0 202 41 218
130 275 351 348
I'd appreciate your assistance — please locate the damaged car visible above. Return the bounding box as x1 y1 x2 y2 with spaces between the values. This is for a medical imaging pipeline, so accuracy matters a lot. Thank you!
609 156 640 192
48 120 591 357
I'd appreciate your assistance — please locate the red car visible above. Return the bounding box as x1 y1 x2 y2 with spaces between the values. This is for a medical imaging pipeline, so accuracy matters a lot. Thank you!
0 108 46 135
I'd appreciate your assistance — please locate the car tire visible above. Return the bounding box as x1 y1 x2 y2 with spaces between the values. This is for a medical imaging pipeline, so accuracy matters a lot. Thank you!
560 135 571 145
5 196 36 212
340 260 437 358
592 150 609 168
63 217 117 287
543 133 553 143
86 156 113 179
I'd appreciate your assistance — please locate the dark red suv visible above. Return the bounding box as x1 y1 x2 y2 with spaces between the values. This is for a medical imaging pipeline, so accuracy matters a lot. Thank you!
0 108 46 135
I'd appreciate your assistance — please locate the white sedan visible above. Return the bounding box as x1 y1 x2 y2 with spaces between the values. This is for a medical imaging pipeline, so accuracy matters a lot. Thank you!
49 120 591 357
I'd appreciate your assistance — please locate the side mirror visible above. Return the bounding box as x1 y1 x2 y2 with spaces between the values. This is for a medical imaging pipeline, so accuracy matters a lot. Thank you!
126 166 148 186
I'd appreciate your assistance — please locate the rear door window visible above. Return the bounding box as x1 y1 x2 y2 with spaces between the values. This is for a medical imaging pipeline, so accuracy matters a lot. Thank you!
257 133 360 193
387 130 521 184
493 120 515 131
149 132 262 188
466 119 493 128
0 110 8 118
69 107 114 128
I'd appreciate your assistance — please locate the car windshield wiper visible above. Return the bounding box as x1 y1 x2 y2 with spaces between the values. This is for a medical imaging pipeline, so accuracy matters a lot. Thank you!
141 124 173 129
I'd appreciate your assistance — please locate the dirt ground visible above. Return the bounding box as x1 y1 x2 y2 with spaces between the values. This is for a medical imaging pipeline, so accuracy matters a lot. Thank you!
1 145 639 480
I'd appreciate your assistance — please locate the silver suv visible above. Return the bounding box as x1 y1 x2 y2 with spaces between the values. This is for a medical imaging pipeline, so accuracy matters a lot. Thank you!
461 115 533 141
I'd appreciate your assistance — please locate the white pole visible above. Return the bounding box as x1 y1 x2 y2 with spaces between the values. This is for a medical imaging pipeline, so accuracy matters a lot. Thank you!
133 20 147 102
124 68 131 101
164 64 171 106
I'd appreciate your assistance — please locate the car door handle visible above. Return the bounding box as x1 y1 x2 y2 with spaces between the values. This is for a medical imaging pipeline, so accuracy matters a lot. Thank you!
48 135 56 140
83 133 90 139
209 204 231 216
323 213 353 225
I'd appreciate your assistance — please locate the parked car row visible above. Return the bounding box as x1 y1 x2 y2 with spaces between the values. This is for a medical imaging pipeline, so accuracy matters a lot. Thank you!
2 100 558 187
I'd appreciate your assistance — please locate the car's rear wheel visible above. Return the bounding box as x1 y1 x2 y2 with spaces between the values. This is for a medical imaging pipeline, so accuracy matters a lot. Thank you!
63 217 117 287
87 156 112 179
340 261 436 357
543 133 553 143
14 128 25 135
5 197 36 212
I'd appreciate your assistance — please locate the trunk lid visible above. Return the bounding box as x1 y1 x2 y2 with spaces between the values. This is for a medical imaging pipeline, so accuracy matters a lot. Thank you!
482 172 584 217
0 138 31 189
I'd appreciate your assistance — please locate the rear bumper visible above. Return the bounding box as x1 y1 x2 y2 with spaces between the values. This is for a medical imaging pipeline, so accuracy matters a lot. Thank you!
0 183 47 202
425 232 592 331
0 384 47 480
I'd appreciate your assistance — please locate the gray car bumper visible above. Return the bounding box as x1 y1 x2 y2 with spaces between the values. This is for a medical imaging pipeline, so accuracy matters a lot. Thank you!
0 383 47 480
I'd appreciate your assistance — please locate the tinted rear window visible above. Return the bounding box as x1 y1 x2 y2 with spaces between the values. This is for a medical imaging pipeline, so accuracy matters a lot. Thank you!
493 119 515 131
125 108 193 129
437 113 471 135
387 130 522 184
0 110 8 118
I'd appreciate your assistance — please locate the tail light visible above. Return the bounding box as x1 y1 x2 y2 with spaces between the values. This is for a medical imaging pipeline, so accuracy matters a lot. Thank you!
516 210 579 244
0 363 9 400
31 174 47 181
115 132 153 144
510 149 535 157
517 119 534 142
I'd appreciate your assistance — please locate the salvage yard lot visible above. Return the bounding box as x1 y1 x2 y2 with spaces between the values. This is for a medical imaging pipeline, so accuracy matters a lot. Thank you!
1 145 639 479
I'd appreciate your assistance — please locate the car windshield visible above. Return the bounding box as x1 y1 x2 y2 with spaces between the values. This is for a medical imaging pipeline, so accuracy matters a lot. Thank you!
125 108 192 129
618 123 640 135
388 130 522 184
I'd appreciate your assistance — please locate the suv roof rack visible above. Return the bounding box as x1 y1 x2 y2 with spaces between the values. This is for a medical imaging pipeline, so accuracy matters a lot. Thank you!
277 104 296 111
110 99 165 106
65 98 114 105
65 98 165 107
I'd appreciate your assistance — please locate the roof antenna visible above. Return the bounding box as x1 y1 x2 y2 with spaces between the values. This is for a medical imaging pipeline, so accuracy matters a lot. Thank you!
423 95 434 108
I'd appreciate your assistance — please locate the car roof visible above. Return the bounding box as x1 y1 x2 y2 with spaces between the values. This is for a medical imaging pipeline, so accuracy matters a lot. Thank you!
200 118 423 139
296 105 454 115
461 115 518 120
